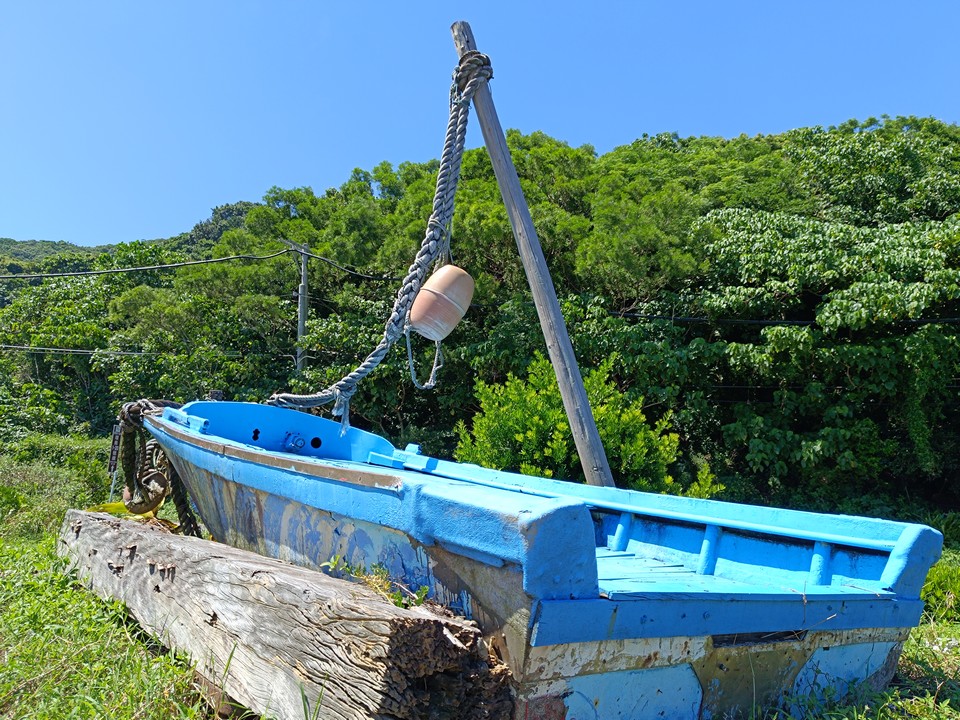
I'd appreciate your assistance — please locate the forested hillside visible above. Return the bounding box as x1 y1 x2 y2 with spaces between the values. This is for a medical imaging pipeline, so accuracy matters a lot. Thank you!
2 115 959 512
0 238 111 262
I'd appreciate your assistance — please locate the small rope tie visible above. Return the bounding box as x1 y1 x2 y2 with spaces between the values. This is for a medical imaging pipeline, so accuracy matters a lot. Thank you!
268 53 492 423
405 330 444 390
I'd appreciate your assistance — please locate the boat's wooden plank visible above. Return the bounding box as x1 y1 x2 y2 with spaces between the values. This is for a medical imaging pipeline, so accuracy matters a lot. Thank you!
601 577 743 594
597 567 692 581
594 548 635 559
57 510 512 720
599 575 898 599
594 547 902 597
597 556 689 572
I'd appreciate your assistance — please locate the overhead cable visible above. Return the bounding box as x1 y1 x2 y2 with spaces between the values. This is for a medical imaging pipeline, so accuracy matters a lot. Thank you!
0 248 395 282
0 343 241 357
0 249 294 280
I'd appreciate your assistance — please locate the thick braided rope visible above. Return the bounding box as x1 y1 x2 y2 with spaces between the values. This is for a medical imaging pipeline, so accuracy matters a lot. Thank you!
117 398 201 534
268 53 492 415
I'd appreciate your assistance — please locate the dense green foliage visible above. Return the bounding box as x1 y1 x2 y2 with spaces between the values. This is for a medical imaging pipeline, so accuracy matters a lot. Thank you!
0 237 109 262
455 355 683 492
1 115 959 512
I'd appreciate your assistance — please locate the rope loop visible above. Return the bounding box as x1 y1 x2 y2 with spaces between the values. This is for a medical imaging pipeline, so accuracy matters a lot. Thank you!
268 53 492 419
452 51 493 106
405 329 444 390
116 398 201 536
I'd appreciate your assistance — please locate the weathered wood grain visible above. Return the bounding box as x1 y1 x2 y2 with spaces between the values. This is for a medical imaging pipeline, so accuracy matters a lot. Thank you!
57 510 512 720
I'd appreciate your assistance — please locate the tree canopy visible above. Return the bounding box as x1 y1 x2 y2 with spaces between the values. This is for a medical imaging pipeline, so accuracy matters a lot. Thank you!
2 115 959 512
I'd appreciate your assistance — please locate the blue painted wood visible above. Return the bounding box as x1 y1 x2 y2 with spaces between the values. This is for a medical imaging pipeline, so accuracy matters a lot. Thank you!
147 407 600 601
530 593 921 646
144 400 942 657
383 449 908 552
697 523 721 576
609 512 633 552
564 664 703 718
791 641 902 715
810 540 832 586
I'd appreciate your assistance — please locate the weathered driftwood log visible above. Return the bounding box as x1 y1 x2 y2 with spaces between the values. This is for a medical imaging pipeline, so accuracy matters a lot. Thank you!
57 510 512 720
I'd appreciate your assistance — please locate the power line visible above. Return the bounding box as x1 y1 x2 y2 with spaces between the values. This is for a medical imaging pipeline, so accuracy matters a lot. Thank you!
300 249 398 282
0 344 242 357
0 248 396 282
616 312 960 327
4 253 960 329
618 313 815 326
0 249 294 280
482 302 960 329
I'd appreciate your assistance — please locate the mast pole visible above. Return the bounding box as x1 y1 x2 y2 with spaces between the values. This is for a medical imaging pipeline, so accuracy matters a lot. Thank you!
450 21 616 488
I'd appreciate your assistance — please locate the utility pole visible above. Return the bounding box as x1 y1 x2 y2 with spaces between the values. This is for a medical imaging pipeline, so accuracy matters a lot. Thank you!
280 238 309 373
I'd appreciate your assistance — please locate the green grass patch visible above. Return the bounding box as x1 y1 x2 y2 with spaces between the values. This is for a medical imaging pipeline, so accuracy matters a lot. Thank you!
0 448 214 719
0 455 107 541
0 536 209 720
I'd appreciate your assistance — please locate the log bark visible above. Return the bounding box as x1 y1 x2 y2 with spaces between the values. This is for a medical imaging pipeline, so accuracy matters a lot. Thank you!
57 510 512 720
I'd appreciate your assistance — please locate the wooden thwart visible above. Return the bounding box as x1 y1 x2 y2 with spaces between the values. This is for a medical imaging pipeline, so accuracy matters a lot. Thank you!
57 510 511 720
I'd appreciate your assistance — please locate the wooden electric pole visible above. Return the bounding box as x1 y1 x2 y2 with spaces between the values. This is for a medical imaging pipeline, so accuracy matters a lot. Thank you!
280 238 309 373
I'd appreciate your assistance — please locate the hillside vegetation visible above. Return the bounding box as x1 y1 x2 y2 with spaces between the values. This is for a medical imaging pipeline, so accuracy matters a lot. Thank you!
1 115 960 719
1 115 959 513
0 238 111 262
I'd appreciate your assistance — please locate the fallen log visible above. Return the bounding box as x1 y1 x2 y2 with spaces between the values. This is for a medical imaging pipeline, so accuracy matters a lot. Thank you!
57 510 512 720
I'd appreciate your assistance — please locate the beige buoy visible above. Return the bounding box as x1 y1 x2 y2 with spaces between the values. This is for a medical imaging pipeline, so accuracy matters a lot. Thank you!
409 264 475 341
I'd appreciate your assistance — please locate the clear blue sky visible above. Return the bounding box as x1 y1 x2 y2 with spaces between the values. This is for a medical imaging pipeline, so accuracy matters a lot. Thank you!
1 2 956 247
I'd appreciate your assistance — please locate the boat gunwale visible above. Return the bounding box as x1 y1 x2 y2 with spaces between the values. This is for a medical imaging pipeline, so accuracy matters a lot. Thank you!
152 404 905 554
146 413 405 491
147 403 943 605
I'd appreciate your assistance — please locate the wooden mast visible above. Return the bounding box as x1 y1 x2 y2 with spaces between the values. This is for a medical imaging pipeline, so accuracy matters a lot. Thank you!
450 21 616 488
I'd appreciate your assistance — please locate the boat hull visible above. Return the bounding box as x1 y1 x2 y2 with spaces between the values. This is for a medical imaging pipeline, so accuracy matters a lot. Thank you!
145 402 942 719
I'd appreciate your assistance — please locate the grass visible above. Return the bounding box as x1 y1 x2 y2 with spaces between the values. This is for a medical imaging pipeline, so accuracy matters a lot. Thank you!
0 454 214 720
0 538 209 720
1 451 959 719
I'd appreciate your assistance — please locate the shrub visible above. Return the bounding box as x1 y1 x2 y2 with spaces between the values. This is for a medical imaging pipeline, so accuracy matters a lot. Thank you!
5 433 112 504
455 354 684 493
921 549 960 624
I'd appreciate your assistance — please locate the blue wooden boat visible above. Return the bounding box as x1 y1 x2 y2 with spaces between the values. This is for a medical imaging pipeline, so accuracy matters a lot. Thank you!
131 23 944 718
145 399 943 719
